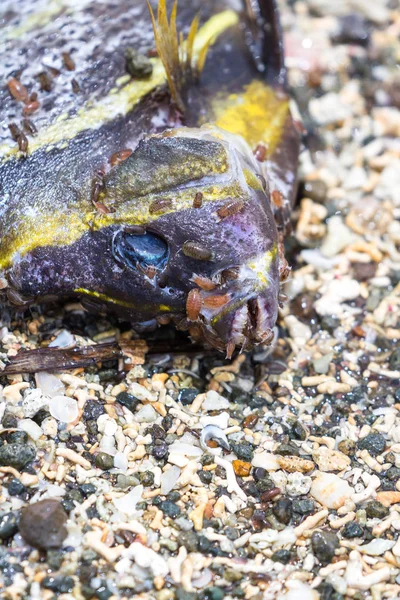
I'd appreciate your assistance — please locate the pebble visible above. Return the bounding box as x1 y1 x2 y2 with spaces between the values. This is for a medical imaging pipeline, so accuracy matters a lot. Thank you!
358 432 386 456
0 443 36 470
160 501 181 518
178 388 199 405
0 512 19 540
365 500 389 519
312 447 351 472
115 391 140 412
49 395 79 423
338 440 356 456
19 499 68 549
42 575 75 593
310 472 353 509
292 499 315 515
311 531 339 564
135 404 158 422
278 455 314 473
232 460 252 477
231 442 254 462
342 521 363 539
272 497 293 525
286 473 312 496
95 452 115 470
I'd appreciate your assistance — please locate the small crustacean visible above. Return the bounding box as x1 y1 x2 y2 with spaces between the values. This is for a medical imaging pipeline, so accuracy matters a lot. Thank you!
0 0 299 357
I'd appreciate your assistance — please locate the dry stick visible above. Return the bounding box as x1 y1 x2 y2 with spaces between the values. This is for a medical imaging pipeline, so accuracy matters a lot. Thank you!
2 340 204 375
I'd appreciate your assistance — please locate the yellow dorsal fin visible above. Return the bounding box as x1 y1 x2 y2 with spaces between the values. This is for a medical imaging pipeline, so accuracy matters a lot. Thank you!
147 0 211 112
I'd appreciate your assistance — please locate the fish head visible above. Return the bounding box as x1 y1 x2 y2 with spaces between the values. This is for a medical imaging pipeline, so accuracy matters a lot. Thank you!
105 125 280 354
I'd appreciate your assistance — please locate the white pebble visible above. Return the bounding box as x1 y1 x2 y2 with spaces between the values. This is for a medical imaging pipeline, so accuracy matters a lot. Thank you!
113 485 143 515
114 452 128 472
161 466 181 495
202 390 230 411
286 472 312 496
135 405 158 422
17 419 43 441
252 452 279 471
49 396 79 423
359 539 395 556
35 372 65 398
22 389 48 418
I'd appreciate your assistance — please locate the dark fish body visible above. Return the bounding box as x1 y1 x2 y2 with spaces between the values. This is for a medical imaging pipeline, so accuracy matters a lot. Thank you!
0 0 299 355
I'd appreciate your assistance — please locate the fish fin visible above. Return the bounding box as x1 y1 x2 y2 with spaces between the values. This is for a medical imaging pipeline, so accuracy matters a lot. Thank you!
147 0 209 113
243 0 286 88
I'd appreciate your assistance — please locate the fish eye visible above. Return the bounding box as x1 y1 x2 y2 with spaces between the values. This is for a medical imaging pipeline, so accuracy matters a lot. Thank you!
113 230 169 271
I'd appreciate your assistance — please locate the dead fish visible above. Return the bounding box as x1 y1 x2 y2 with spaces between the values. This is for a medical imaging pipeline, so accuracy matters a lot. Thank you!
0 0 300 357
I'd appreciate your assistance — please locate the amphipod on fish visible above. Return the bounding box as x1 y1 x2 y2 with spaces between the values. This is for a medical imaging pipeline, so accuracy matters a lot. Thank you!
0 0 300 357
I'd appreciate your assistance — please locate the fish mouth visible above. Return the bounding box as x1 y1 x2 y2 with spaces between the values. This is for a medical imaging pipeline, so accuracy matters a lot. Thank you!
185 281 278 358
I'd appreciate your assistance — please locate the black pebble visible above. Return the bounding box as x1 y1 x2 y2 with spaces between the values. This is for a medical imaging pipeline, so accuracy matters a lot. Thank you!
0 443 36 470
358 433 386 456
342 521 363 539
42 575 74 593
311 531 339 564
0 512 19 540
178 387 199 405
115 392 140 413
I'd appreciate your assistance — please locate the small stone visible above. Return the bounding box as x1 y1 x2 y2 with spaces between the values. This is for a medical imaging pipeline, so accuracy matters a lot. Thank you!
275 442 300 457
272 497 292 524
311 531 339 564
46 549 64 570
19 499 68 549
225 527 239 540
365 500 389 519
177 388 199 405
331 14 370 46
180 531 199 553
292 499 315 515
139 471 155 487
6 431 28 444
358 433 386 456
95 452 114 470
242 414 259 429
342 521 363 539
116 391 140 412
199 470 213 484
7 478 26 496
42 576 74 593
303 179 327 203
277 455 315 473
125 48 153 78
291 421 308 441
389 348 400 371
83 400 105 421
0 512 19 539
135 404 158 422
271 549 292 564
338 440 356 456
232 460 252 477
202 587 225 600
286 472 312 496
312 447 351 472
0 443 36 470
231 442 254 462
152 439 168 459
159 501 181 518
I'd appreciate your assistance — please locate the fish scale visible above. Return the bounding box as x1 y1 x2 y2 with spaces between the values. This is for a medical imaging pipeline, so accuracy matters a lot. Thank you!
0 0 300 356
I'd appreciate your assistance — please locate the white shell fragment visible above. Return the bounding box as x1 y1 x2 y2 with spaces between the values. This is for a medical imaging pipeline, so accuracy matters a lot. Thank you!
49 396 79 423
311 472 353 509
200 424 230 451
